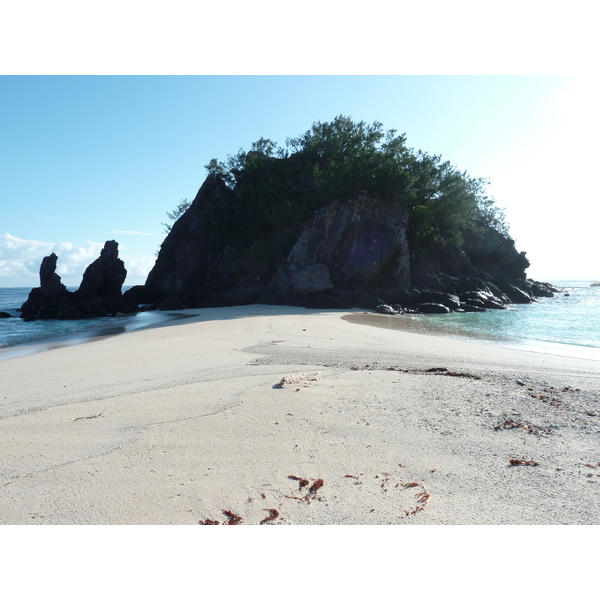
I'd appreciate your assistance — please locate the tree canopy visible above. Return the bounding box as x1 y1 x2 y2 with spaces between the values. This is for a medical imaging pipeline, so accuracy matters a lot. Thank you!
167 116 509 258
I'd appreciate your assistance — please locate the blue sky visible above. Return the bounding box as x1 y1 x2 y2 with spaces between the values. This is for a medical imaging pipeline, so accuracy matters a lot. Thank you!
1 1 598 288
2 75 596 287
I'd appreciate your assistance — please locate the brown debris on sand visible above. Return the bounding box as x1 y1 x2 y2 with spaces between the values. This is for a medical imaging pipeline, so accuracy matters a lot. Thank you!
307 478 324 496
381 365 481 379
404 483 430 516
284 476 324 503
199 509 243 525
509 458 540 466
425 367 481 380
223 510 243 525
260 509 279 524
494 415 551 436
288 475 309 490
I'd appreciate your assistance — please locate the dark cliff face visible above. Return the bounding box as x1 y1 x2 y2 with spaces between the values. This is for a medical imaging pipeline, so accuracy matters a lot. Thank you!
142 174 556 312
287 195 410 292
260 195 411 307
144 175 239 305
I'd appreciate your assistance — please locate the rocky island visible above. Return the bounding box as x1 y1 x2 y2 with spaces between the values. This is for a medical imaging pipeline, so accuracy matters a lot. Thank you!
134 117 559 314
23 117 559 320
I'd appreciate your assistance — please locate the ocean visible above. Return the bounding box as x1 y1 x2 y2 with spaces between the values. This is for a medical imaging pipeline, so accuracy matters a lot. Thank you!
0 287 181 361
345 279 600 362
1 280 600 362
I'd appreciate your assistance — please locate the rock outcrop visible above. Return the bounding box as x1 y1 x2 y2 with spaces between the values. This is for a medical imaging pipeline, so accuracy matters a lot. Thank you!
19 253 73 320
260 194 410 308
20 241 137 320
137 175 560 313
141 175 236 307
78 240 127 300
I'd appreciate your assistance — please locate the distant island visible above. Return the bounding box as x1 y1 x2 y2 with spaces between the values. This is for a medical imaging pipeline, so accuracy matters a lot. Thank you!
22 116 559 321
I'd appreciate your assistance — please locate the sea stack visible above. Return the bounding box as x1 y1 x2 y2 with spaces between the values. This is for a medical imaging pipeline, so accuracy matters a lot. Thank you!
20 241 138 320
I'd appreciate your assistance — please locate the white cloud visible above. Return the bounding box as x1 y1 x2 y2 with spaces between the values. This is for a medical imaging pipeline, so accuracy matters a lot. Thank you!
0 233 54 261
0 233 157 287
0 234 103 287
120 254 157 284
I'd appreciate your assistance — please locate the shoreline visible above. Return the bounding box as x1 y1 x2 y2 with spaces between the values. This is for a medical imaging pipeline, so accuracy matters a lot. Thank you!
0 309 201 362
3 301 600 365
2 304 600 524
342 311 600 363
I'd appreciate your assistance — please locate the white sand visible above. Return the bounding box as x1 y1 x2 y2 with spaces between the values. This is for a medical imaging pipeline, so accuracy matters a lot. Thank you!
1 304 600 525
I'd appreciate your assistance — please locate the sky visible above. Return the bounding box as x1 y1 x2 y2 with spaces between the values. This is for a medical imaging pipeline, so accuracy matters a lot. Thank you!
1 5 599 288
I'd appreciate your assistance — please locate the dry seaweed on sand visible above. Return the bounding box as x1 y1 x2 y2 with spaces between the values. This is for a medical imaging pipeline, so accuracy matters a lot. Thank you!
288 475 309 489
493 416 551 436
308 478 324 496
425 367 481 379
404 483 431 516
509 458 539 466
198 509 243 525
260 509 279 524
222 510 243 525
285 477 325 503
385 365 481 379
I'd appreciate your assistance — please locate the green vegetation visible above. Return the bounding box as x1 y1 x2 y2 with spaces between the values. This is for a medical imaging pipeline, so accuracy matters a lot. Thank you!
166 115 509 260
163 198 191 233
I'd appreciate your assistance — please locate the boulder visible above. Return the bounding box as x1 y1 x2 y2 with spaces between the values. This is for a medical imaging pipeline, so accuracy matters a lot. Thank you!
460 290 508 310
417 302 451 314
503 284 534 304
527 280 560 297
418 290 461 311
376 303 400 315
460 304 488 313
122 285 148 305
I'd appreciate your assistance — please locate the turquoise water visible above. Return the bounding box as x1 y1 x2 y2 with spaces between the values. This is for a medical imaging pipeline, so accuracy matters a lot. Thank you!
1 280 600 361
0 287 179 360
379 279 600 361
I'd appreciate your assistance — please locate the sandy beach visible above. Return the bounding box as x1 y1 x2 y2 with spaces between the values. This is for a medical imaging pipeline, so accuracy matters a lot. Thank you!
1 304 600 525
